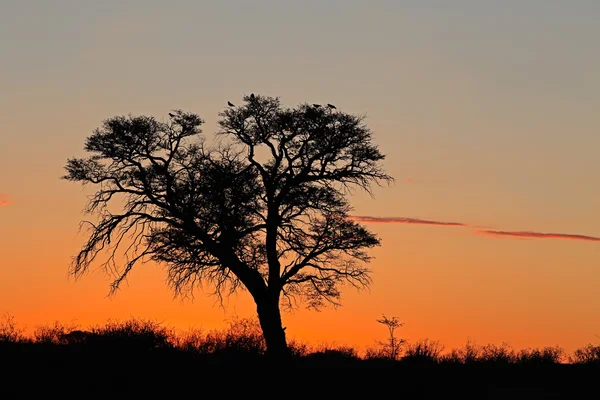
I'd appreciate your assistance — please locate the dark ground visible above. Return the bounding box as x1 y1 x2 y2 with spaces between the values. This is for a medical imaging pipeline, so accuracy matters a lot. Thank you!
1 343 596 399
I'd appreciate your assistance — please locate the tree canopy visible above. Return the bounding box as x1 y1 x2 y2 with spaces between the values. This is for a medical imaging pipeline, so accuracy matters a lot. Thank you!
63 94 393 360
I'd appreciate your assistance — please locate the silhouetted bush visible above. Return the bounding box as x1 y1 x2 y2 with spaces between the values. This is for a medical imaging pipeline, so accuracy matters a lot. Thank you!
301 345 360 366
441 342 565 366
570 344 600 364
33 320 79 344
375 314 405 360
173 328 205 352
288 339 310 358
478 342 515 365
402 339 444 364
441 339 481 364
516 346 565 365
0 313 25 344
87 318 173 352
196 317 266 358
364 345 389 361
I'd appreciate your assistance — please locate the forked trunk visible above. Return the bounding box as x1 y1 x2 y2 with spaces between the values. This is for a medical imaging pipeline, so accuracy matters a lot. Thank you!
256 294 291 364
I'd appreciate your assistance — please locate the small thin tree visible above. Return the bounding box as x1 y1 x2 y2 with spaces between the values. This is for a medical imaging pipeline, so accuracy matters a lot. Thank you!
63 94 393 362
377 314 405 360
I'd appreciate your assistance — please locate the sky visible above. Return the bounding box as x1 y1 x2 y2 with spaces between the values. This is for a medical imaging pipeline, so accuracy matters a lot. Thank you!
1 0 599 354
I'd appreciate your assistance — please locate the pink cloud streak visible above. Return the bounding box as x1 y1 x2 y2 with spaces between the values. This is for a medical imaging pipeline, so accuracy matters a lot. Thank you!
475 230 600 242
352 215 600 243
350 216 466 227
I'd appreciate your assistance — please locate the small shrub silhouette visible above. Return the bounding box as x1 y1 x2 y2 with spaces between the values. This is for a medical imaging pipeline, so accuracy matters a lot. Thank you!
516 346 565 365
302 345 360 366
364 345 389 361
33 321 80 344
402 339 444 364
570 344 600 364
478 342 515 365
288 339 310 358
0 313 25 344
441 341 565 366
441 338 481 364
173 328 206 352
87 318 173 353
375 314 405 360
176 317 266 363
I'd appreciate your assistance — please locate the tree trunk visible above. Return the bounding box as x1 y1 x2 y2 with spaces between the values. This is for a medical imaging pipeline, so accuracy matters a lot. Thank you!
256 294 291 364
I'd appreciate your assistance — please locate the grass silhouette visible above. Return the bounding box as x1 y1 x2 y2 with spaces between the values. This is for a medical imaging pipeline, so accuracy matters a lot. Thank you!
2 312 600 365
0 313 598 396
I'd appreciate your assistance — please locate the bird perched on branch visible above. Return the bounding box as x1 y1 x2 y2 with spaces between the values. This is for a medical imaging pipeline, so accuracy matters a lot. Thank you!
228 101 235 107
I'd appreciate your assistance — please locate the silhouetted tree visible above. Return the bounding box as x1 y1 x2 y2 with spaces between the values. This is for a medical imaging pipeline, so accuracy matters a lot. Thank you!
63 94 392 362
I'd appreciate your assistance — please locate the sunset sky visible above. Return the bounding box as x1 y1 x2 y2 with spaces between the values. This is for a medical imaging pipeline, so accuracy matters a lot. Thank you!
1 1 599 354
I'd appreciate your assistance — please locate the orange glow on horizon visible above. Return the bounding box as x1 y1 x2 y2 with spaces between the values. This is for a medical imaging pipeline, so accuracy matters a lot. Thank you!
2 0 600 359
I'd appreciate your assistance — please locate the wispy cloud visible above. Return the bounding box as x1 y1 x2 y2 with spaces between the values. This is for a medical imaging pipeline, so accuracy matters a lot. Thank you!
0 194 10 207
475 230 600 242
352 214 600 243
350 216 467 227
